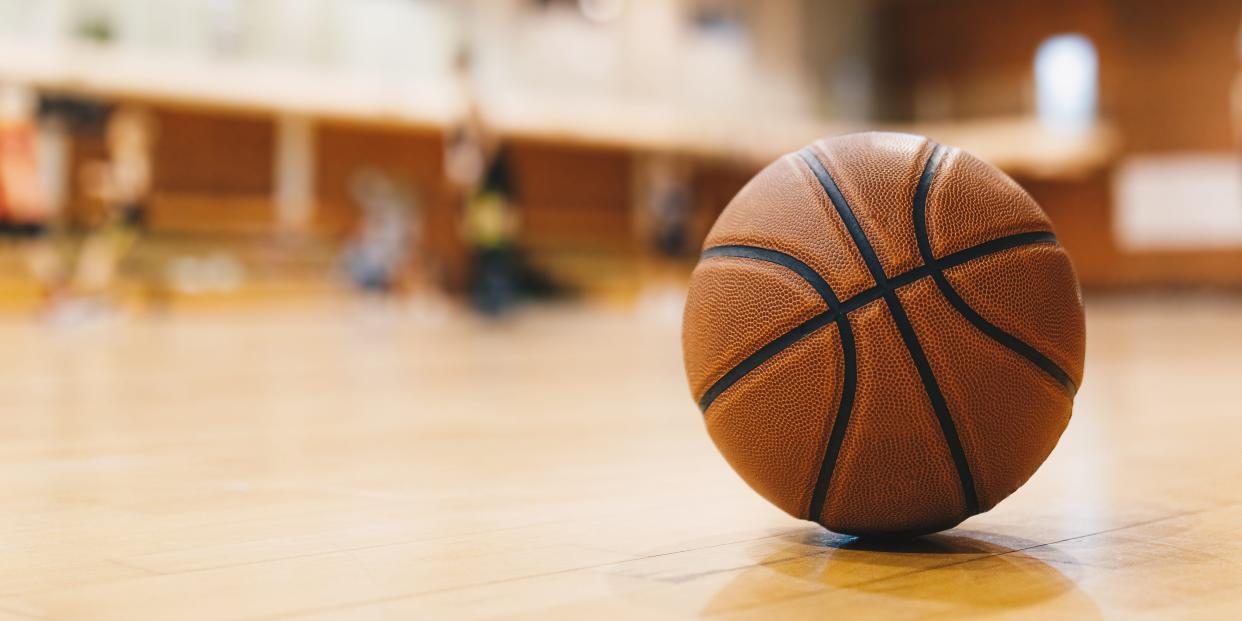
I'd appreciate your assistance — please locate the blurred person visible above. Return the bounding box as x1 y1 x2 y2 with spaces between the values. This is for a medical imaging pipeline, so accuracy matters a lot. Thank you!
642 155 693 259
343 168 418 294
634 153 694 320
462 145 523 315
72 105 155 303
0 83 65 304
445 48 523 316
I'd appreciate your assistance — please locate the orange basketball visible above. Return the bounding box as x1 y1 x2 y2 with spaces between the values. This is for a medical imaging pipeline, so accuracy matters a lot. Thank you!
682 132 1085 536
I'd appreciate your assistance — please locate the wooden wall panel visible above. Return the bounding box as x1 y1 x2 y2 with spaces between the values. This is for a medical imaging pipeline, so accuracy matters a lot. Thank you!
507 141 634 250
152 109 274 195
874 0 1114 121
1110 0 1242 152
877 0 1241 153
149 108 275 233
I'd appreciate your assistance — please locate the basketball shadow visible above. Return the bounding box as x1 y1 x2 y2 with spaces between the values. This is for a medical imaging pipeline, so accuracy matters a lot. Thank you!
700 526 1102 617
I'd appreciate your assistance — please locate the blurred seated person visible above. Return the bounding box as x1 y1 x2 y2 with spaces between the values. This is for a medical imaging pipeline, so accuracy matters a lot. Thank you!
343 169 417 294
74 105 155 301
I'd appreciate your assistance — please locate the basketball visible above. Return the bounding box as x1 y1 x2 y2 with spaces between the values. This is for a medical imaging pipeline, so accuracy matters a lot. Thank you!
683 132 1086 536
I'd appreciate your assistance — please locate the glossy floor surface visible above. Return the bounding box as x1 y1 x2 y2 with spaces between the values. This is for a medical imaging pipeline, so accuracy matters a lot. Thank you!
0 295 1239 620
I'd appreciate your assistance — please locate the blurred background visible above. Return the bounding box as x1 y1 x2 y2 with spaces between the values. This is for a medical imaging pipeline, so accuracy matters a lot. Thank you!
0 0 1239 319
1 3 1241 615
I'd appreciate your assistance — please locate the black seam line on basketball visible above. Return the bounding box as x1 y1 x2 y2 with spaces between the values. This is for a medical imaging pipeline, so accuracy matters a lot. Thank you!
697 310 835 411
694 230 1057 412
695 245 857 522
807 317 856 523
879 293 979 515
796 150 889 282
700 246 842 308
912 145 1077 395
797 146 980 516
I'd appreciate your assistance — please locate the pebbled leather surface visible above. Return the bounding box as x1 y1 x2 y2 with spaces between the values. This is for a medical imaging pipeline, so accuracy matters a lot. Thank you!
926 147 1053 259
818 299 966 535
810 134 933 279
943 244 1086 387
683 131 1085 535
898 277 1074 512
705 324 844 519
705 154 875 300
683 256 826 399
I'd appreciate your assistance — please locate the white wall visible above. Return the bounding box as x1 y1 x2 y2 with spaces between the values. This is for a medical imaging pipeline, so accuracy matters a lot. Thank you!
0 0 816 120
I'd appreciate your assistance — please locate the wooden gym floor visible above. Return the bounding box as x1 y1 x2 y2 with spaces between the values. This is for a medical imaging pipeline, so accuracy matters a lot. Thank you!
0 294 1240 620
